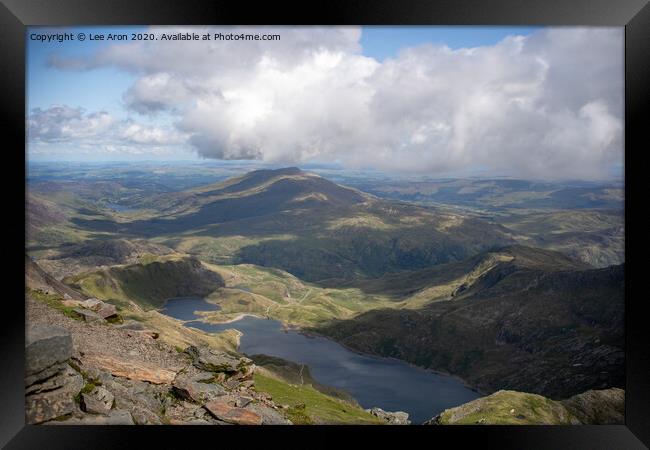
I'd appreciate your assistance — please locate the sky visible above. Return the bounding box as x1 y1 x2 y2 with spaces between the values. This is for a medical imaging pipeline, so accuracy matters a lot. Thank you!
26 26 624 180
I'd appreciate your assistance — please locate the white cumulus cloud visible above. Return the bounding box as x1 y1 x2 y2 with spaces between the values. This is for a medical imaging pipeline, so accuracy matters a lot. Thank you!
40 26 623 179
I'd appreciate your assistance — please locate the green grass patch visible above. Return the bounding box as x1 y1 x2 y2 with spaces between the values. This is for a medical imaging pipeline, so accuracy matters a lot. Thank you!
253 372 382 425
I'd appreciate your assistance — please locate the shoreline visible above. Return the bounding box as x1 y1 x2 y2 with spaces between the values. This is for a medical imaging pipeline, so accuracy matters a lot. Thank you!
191 311 486 398
298 328 486 397
161 303 486 402
202 313 263 324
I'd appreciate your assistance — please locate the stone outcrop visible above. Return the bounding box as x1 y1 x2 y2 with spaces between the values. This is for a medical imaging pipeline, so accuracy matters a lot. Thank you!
204 397 263 425
185 346 254 374
81 386 114 415
83 354 177 385
172 373 227 403
64 298 119 321
25 325 84 424
24 323 292 426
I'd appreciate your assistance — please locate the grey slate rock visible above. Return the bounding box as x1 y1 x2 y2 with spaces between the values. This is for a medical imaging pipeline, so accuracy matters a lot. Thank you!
25 325 73 376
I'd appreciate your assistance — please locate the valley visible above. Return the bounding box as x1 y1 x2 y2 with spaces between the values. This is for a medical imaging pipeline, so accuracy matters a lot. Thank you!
25 162 626 425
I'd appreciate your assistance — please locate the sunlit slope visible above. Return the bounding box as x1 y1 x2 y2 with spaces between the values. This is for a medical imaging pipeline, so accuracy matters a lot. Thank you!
89 168 513 282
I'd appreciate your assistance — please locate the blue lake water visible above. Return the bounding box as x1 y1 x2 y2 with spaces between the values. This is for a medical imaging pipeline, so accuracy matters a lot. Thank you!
161 297 221 321
160 297 480 424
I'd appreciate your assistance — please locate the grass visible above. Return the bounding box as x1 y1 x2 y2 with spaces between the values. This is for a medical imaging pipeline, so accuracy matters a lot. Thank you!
437 390 578 425
253 372 382 425
27 288 83 321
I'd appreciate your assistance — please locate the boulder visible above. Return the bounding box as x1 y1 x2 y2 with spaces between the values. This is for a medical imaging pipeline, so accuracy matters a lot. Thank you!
25 325 73 376
204 397 263 425
25 366 84 424
185 346 253 373
79 299 118 319
83 354 176 384
81 298 103 310
73 308 105 323
172 373 227 403
81 386 115 415
244 403 292 425
97 375 168 424
366 407 411 425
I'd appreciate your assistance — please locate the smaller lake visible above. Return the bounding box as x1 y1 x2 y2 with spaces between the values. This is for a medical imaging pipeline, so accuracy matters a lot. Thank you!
160 297 221 321
160 297 480 424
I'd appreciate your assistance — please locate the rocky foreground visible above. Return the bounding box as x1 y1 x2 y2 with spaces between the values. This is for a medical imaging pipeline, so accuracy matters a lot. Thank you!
25 292 409 425
26 323 289 425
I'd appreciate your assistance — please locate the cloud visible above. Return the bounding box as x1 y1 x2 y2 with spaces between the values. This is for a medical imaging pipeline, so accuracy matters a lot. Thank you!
28 105 114 142
28 105 187 151
39 26 623 179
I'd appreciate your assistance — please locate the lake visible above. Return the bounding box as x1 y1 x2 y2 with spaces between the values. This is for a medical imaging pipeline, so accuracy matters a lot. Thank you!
161 296 480 424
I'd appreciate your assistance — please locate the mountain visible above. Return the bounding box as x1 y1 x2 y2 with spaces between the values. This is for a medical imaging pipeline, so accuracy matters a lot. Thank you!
128 167 369 225
63 256 225 309
314 246 624 399
35 238 175 280
69 168 516 282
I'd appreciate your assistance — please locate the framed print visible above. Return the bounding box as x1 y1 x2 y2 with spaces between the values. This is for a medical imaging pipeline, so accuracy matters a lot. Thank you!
2 0 649 448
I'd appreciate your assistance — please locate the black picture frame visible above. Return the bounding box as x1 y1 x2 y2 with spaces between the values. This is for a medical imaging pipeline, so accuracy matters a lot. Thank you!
2 0 648 448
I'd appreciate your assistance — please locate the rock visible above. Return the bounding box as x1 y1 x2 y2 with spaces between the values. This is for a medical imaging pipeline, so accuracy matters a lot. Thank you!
204 397 263 425
83 354 176 384
25 362 69 393
172 373 227 403
78 299 118 319
224 378 241 390
47 409 135 425
26 363 71 395
81 386 114 415
73 308 105 323
234 396 254 408
366 407 411 425
25 325 73 376
244 403 292 425
129 405 163 425
239 380 255 389
96 374 168 424
25 366 84 424
96 304 118 319
81 298 103 310
185 346 253 373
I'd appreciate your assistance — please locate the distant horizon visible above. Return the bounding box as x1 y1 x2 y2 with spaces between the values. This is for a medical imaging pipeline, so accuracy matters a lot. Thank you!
26 159 624 184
